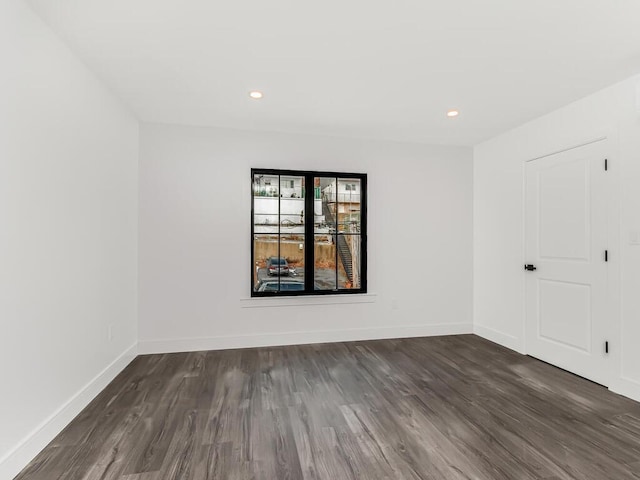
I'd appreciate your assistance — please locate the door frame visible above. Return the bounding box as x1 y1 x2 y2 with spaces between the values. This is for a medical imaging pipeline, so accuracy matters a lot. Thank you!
521 133 622 387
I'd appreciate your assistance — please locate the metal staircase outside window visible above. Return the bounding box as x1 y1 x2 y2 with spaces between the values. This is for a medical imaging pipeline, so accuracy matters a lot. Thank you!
322 197 353 283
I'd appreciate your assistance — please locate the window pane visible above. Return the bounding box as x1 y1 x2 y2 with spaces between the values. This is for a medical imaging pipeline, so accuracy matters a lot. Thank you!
280 176 305 232
315 177 337 233
314 234 337 291
338 178 361 233
253 233 278 292
254 174 279 234
338 234 361 289
254 234 305 293
278 234 305 292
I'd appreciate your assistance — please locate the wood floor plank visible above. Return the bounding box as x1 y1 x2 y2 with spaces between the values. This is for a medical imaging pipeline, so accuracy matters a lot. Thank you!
14 335 640 479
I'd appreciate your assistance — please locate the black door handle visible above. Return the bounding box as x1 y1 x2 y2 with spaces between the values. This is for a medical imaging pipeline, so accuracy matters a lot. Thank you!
524 264 537 271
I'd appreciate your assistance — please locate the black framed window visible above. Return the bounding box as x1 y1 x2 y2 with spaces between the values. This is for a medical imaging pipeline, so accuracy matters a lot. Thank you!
252 169 367 296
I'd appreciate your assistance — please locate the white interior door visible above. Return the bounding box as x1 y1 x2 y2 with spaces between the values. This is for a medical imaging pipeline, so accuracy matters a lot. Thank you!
525 140 611 386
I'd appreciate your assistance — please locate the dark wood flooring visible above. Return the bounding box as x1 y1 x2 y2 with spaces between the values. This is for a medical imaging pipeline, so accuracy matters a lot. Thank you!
15 335 640 479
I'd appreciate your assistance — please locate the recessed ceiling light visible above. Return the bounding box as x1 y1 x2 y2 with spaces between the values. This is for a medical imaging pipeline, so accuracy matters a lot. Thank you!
249 91 263 99
447 109 459 117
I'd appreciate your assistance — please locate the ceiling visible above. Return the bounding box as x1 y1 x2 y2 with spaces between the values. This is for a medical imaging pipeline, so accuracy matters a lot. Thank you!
28 0 640 146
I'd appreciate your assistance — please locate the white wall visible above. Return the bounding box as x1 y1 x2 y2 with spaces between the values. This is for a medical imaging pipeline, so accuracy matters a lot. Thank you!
0 2 139 477
473 75 640 401
139 124 473 352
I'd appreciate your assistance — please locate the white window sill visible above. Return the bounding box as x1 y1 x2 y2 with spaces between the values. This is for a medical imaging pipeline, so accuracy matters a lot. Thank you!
240 293 377 308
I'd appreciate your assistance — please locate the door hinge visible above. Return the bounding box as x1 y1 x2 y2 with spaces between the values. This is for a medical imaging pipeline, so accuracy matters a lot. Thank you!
605 250 609 262
605 159 608 171
605 341 609 354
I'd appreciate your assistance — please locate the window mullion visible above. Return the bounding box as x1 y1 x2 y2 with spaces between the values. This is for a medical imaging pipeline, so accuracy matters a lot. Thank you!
334 177 338 291
304 173 316 293
304 173 314 294
277 174 281 293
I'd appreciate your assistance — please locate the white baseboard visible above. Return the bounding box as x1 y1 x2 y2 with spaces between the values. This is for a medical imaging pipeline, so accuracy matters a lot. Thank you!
0 343 138 480
473 324 525 354
138 323 474 354
609 376 640 404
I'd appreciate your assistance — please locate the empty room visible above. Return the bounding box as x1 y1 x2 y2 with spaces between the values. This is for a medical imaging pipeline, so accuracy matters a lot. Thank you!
2 0 640 478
